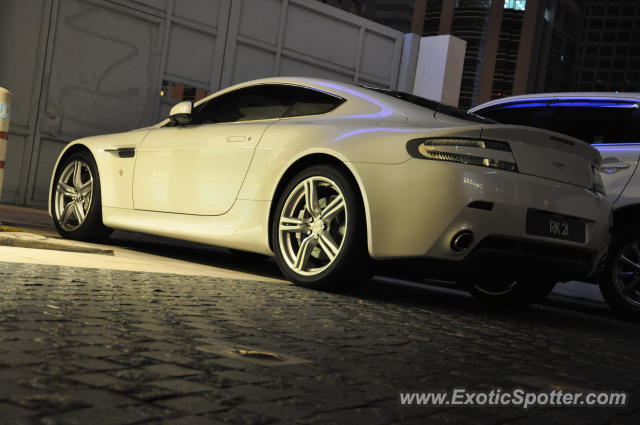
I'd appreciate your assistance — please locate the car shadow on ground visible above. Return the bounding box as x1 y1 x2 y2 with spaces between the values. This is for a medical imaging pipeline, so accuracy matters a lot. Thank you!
105 231 638 327
108 231 285 280
354 277 626 325
6 206 629 326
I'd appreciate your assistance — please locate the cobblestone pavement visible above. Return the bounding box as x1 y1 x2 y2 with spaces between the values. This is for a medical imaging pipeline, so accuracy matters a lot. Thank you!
0 262 639 425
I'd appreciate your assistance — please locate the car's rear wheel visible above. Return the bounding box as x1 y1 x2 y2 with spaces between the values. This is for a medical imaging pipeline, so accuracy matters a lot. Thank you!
272 165 371 290
52 151 112 241
600 225 640 320
465 279 556 307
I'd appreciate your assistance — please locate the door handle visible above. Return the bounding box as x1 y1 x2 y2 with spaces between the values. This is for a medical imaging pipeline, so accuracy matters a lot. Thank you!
226 136 246 143
601 162 630 170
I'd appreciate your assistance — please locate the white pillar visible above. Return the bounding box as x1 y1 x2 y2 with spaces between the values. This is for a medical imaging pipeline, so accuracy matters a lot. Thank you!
0 87 11 199
412 35 466 107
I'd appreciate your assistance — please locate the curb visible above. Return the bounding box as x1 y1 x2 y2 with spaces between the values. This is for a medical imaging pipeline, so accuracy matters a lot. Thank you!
0 232 114 256
0 225 23 232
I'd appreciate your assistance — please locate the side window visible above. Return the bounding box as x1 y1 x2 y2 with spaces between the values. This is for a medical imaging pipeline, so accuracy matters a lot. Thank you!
546 106 637 143
191 85 291 125
282 87 344 118
189 84 345 126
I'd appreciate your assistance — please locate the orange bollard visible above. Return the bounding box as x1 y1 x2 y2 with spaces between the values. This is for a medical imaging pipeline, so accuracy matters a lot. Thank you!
0 87 11 199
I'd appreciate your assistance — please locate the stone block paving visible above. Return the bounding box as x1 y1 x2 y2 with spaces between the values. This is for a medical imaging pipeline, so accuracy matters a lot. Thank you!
0 261 639 424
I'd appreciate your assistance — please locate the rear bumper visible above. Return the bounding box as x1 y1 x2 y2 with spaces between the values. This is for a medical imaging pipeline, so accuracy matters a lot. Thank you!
377 236 603 282
351 159 611 278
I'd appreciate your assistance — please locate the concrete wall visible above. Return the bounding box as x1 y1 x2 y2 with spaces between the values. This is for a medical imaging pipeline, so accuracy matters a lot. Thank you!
0 0 408 207
413 35 466 107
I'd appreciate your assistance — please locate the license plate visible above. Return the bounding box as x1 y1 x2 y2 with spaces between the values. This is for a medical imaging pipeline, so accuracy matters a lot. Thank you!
526 209 586 243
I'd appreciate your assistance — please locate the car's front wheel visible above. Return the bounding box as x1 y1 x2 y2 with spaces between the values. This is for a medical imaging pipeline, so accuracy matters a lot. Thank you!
465 279 556 307
600 225 640 320
272 165 371 290
52 151 112 242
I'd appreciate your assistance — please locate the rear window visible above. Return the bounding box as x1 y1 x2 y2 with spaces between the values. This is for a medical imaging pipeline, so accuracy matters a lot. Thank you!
364 87 494 124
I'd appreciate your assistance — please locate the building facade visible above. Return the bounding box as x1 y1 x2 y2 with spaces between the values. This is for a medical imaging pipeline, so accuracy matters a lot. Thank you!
321 0 586 108
422 0 581 108
573 0 640 93
0 0 408 207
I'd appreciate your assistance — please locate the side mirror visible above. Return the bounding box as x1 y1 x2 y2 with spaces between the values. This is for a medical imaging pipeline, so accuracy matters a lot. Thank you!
169 101 193 125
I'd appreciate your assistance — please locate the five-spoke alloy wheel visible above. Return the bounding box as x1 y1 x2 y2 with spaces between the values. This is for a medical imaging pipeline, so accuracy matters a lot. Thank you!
272 165 371 289
52 151 112 241
54 160 94 232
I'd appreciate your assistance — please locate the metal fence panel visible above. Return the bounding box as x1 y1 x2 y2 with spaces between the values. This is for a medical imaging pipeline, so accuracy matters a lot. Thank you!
221 0 404 89
0 0 407 207
0 0 51 204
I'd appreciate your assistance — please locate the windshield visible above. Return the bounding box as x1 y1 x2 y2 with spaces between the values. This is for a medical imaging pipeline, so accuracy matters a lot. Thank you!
363 86 494 124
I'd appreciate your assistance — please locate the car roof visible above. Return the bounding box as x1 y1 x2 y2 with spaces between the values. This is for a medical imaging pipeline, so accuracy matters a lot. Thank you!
197 77 386 106
192 77 487 124
470 92 640 112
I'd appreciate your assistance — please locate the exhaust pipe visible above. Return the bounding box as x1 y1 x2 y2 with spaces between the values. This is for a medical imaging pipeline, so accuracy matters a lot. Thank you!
451 230 474 252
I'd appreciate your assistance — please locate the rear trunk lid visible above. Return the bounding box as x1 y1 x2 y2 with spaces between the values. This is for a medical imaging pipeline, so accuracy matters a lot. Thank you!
480 125 600 189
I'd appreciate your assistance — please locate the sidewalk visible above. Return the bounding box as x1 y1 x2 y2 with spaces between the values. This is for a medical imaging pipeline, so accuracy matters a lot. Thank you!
0 203 285 283
0 203 607 305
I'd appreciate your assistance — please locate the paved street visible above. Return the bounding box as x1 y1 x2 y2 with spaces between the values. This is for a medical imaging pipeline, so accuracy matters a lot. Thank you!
1 204 638 424
1 260 639 425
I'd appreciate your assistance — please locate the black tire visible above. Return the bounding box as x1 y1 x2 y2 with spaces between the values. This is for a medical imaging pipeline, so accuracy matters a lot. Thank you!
599 224 640 320
465 279 557 307
51 151 113 242
271 164 372 290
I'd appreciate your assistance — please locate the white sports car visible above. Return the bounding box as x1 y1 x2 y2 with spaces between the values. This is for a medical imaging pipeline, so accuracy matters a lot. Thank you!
49 77 611 305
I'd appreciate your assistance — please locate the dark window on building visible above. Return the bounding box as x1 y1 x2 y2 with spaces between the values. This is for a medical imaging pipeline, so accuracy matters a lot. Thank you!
601 46 613 56
620 20 633 29
615 45 628 55
605 20 617 29
614 58 627 68
598 59 611 67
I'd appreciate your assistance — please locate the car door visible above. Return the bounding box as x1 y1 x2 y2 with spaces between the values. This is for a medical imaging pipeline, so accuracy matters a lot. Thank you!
545 103 640 204
132 85 292 215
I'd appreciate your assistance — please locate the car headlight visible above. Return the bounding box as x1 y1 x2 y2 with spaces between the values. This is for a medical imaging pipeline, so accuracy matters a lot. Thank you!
592 165 606 194
406 137 518 172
